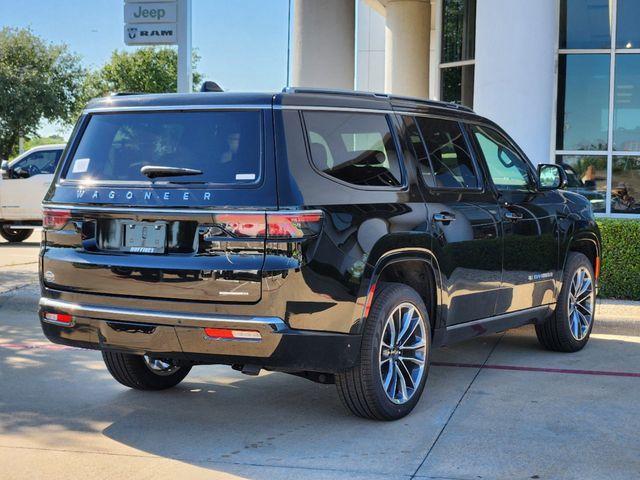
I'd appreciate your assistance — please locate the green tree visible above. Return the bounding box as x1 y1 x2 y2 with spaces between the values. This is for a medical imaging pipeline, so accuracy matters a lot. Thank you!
81 47 202 108
0 28 85 159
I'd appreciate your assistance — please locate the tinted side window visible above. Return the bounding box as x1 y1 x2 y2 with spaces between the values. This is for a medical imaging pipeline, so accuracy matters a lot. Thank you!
471 125 533 191
14 150 61 175
415 116 479 189
304 112 402 187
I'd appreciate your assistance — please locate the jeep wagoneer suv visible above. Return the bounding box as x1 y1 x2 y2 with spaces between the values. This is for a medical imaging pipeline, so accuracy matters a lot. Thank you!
39 89 601 420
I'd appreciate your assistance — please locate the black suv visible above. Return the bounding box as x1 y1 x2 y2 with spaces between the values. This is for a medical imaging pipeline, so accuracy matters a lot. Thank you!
39 89 601 420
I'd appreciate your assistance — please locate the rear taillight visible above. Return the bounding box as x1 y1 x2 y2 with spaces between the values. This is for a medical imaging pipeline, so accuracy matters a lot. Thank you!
267 211 324 239
207 210 323 240
43 208 71 230
213 213 267 238
43 312 74 326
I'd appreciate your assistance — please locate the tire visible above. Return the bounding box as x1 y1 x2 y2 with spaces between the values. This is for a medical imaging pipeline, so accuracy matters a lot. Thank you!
0 225 33 243
336 283 431 420
102 351 191 390
535 252 596 353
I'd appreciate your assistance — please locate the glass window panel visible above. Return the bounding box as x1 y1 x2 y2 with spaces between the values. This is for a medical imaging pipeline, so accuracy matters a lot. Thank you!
613 55 640 152
304 112 402 188
559 0 612 49
556 155 607 213
556 54 610 151
415 117 479 189
441 0 476 63
611 156 640 213
472 125 533 191
441 64 475 108
66 111 262 184
616 0 640 49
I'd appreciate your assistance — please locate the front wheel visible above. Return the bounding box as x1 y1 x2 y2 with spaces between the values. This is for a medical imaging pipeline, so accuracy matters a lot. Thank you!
336 283 431 420
536 252 596 352
0 225 33 243
102 351 191 390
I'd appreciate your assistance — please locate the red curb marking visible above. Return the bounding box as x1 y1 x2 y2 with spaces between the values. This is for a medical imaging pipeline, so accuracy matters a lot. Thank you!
432 361 640 378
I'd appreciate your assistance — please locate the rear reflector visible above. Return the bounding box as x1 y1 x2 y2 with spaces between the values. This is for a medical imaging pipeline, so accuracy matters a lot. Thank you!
595 256 601 280
204 327 262 341
363 282 377 319
43 312 74 325
43 209 71 230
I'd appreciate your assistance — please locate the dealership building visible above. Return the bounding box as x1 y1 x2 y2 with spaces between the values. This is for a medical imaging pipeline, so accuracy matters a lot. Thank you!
290 0 640 217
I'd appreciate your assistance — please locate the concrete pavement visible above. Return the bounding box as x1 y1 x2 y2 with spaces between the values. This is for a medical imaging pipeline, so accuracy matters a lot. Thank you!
1 235 639 480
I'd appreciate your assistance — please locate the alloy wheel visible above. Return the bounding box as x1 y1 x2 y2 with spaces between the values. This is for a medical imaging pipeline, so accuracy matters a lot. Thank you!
378 302 428 404
143 355 181 376
567 267 595 341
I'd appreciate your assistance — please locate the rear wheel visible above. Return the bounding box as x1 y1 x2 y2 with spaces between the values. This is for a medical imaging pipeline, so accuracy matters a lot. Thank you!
102 351 191 390
336 283 431 420
0 225 33 243
536 252 595 352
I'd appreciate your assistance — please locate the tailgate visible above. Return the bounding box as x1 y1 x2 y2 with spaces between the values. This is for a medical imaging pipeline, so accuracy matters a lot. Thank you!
42 208 268 303
42 106 278 304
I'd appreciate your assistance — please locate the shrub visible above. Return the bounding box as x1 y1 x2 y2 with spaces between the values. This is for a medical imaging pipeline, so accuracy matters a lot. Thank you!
597 218 640 299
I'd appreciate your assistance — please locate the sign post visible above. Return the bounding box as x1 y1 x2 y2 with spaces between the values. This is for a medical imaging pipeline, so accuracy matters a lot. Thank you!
176 0 192 93
124 0 192 93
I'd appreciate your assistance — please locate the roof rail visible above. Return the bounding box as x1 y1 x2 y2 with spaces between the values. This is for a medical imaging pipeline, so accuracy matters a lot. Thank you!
282 87 475 113
110 92 143 96
389 94 475 113
282 86 389 100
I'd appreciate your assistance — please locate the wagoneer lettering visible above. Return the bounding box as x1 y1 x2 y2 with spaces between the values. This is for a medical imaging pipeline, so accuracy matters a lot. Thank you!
39 88 601 420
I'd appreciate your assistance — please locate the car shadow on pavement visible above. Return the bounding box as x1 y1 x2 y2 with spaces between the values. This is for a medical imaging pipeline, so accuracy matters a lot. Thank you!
0 241 40 248
2 313 640 479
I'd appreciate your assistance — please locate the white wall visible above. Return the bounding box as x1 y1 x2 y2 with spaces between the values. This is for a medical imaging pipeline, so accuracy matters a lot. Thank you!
357 1 386 92
474 0 557 164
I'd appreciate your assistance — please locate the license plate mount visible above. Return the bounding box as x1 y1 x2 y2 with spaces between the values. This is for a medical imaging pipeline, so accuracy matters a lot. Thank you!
123 221 167 254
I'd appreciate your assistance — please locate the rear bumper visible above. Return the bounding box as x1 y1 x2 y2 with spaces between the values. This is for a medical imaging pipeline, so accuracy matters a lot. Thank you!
39 297 361 373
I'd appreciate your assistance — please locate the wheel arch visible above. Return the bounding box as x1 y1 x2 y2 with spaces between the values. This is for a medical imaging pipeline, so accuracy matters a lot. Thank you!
564 230 601 279
353 248 445 335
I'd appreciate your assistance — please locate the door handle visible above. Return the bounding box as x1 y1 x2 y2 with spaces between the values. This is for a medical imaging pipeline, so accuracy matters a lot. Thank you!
504 211 523 221
433 212 456 223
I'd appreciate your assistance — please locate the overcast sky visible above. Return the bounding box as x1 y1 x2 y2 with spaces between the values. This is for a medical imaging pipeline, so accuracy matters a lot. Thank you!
1 0 291 137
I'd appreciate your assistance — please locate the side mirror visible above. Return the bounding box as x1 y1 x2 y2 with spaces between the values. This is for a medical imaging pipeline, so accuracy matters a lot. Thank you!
12 166 30 179
538 164 567 190
0 160 9 180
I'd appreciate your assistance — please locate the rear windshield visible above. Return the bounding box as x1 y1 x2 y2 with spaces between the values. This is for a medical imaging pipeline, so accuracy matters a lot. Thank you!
64 110 262 184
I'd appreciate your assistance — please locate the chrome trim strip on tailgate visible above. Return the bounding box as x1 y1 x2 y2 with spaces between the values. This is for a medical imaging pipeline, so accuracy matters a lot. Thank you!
39 297 287 332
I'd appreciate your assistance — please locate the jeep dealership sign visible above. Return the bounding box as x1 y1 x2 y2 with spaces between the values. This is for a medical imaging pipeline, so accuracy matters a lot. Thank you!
124 0 177 45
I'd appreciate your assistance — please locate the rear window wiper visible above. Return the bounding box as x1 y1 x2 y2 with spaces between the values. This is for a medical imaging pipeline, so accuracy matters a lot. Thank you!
140 165 203 179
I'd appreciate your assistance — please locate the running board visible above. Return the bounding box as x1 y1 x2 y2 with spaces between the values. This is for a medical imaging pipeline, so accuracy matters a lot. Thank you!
442 305 552 345
8 225 41 230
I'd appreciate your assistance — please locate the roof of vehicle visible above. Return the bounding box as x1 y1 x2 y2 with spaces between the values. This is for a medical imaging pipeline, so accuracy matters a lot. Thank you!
83 88 482 120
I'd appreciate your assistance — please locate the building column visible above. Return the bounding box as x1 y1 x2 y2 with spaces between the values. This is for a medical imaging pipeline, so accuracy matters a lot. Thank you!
291 0 355 89
384 0 430 97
